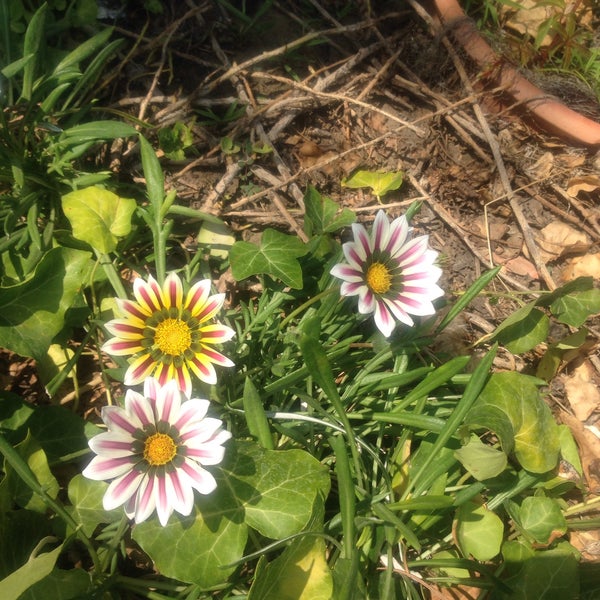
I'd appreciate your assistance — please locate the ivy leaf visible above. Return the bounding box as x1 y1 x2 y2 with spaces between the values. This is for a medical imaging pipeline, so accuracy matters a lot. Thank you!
454 434 507 481
229 229 308 288
68 476 122 536
491 304 549 354
304 186 355 236
226 441 330 539
455 501 504 561
515 496 567 545
341 170 404 197
466 372 560 473
0 248 91 360
550 288 600 328
62 186 136 254
133 441 330 588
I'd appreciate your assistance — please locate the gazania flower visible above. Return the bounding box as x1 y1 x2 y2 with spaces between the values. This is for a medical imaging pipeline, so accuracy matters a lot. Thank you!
82 378 231 526
330 210 443 337
102 272 234 396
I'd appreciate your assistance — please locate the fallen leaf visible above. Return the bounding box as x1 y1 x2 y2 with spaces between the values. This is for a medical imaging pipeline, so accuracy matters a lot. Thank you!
502 256 539 279
561 253 600 282
567 174 600 197
559 411 600 492
562 361 600 421
535 222 590 263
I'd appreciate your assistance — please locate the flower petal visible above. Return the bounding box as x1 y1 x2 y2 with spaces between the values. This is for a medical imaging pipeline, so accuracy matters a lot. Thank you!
373 300 398 337
103 469 144 511
154 379 182 424
82 454 134 480
132 474 157 524
163 272 184 309
165 470 194 518
133 275 164 314
154 474 174 526
184 279 211 313
125 389 155 428
101 338 145 356
175 399 210 431
180 458 217 495
88 432 134 458
125 354 157 386
101 405 142 434
198 323 235 344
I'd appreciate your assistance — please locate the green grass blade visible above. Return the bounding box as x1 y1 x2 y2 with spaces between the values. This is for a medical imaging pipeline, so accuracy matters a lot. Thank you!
407 344 497 497
243 377 275 450
21 3 48 101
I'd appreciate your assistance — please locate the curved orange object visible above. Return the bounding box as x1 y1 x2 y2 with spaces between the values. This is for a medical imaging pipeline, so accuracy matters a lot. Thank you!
431 0 600 146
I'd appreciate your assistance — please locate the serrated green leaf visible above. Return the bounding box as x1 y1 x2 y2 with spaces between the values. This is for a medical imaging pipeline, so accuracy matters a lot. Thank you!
550 288 600 327
466 372 560 473
454 434 507 480
229 229 308 288
303 186 355 236
341 170 404 197
0 248 92 360
62 187 136 253
455 501 503 561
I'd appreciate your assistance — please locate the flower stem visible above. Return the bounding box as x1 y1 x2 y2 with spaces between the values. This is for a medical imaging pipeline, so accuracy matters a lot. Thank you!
279 286 339 330
96 251 127 299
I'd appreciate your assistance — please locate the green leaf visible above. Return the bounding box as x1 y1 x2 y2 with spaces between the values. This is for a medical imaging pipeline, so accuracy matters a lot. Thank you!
19 568 91 600
133 472 247 588
20 3 47 101
0 544 63 600
557 424 583 477
67 476 122 536
499 541 580 600
550 288 600 328
466 372 560 473
536 327 588 381
2 432 59 513
0 510 53 579
133 441 329 588
62 187 136 254
243 377 275 450
53 27 114 73
28 405 91 463
197 220 235 260
0 248 92 360
303 186 355 236
230 229 308 288
249 535 334 600
226 441 330 539
455 501 504 561
517 496 567 544
493 304 549 353
341 170 404 197
454 434 507 480
59 120 138 142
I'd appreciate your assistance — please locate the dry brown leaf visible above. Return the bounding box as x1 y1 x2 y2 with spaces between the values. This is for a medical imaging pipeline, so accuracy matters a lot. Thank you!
502 256 539 279
561 253 600 281
570 528 600 562
526 151 554 179
535 222 590 263
562 361 600 421
567 174 600 197
560 411 600 493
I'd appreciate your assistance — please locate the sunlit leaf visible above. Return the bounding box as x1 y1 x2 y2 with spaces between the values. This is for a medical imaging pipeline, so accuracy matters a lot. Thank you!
455 501 503 561
0 248 92 360
492 304 549 353
515 496 567 545
230 229 308 288
0 544 62 600
341 170 404 197
454 434 507 480
304 185 355 236
62 187 136 254
550 288 600 328
68 476 122 537
466 372 560 473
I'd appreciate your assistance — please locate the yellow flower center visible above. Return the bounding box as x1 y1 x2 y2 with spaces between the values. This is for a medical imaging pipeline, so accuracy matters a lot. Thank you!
143 433 177 466
366 262 392 294
154 318 192 356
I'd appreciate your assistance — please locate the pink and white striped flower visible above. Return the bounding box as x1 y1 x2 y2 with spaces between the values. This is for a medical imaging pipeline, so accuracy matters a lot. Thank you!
330 210 443 337
82 378 231 526
102 272 234 397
